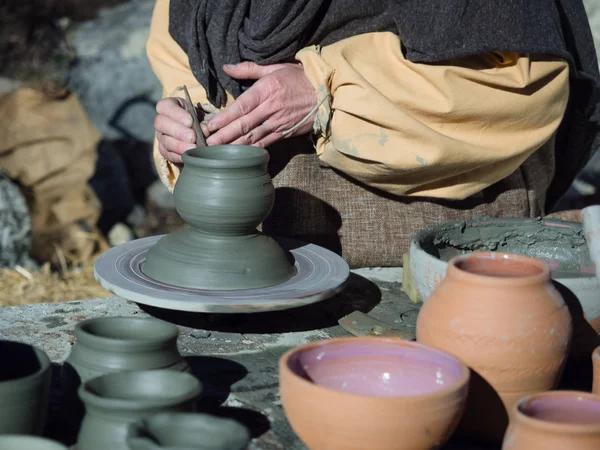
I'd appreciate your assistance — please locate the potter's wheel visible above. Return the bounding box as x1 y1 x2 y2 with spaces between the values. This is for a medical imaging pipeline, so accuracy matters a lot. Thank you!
94 235 349 313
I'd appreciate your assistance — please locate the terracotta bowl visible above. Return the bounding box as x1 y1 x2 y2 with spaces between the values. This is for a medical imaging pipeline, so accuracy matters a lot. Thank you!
279 337 470 450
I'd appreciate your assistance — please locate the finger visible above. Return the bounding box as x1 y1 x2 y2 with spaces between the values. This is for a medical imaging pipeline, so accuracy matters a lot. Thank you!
231 123 271 146
207 86 267 133
155 114 196 143
255 132 282 149
206 103 271 146
156 97 193 126
167 150 183 164
157 139 169 160
159 133 196 156
222 62 290 80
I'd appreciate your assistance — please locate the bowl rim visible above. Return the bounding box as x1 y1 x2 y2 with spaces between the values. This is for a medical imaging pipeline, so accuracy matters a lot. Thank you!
0 340 51 390
447 252 550 287
511 391 600 434
278 336 470 401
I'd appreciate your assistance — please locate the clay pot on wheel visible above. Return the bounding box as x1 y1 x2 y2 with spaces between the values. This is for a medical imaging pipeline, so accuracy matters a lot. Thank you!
143 145 296 290
127 412 251 450
279 337 470 450
501 391 600 449
417 252 573 442
0 341 51 434
76 370 202 450
65 316 188 383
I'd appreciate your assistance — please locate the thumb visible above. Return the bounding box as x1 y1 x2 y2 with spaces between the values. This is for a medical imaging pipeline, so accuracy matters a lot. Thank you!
223 62 288 79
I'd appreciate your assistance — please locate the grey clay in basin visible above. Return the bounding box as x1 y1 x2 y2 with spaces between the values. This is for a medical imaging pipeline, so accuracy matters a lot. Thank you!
143 145 296 290
127 412 251 450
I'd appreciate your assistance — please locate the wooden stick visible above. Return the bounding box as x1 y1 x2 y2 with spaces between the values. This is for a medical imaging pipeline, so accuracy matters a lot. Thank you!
182 85 206 147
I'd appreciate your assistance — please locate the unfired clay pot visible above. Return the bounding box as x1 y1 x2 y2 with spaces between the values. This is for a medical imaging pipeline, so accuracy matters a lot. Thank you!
127 412 251 450
65 316 188 383
501 391 600 449
593 346 600 395
77 370 202 450
0 340 51 434
416 252 573 442
143 145 296 290
279 337 469 450
0 436 68 450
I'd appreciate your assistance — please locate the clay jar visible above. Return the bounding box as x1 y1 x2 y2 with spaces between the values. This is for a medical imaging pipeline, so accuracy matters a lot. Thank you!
65 316 188 383
0 436 68 450
143 145 296 290
127 412 251 450
77 370 202 450
279 337 470 450
0 340 51 434
501 391 600 449
417 252 573 441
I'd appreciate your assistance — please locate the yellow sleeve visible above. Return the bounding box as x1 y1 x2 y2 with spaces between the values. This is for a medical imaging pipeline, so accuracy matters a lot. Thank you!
296 32 569 200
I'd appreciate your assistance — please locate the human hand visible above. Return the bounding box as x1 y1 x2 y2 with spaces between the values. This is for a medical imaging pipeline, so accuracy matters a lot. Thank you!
205 62 317 148
154 97 206 164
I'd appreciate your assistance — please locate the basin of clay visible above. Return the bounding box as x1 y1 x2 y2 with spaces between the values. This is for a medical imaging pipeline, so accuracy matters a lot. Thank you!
279 337 469 450
410 217 600 332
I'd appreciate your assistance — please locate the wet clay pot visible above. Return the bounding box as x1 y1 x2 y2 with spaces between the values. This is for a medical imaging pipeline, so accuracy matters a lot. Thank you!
594 346 600 395
0 341 51 434
77 370 202 450
143 145 296 290
279 337 470 450
0 436 68 450
65 316 188 383
416 252 573 442
502 391 600 449
127 412 251 450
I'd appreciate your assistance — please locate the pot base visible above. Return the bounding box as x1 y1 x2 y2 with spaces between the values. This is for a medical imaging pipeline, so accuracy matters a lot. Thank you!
143 229 296 290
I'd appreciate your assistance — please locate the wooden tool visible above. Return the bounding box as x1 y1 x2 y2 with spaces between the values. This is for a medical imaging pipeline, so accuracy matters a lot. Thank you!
182 85 206 147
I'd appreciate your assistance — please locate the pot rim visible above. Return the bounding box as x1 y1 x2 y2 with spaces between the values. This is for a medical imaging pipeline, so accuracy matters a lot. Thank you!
512 391 600 434
74 317 178 351
0 435 68 450
278 336 470 402
447 252 549 287
182 145 268 169
78 370 202 410
0 341 50 389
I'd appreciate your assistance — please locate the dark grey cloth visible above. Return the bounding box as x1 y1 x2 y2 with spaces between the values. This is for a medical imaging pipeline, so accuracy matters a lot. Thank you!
169 0 600 210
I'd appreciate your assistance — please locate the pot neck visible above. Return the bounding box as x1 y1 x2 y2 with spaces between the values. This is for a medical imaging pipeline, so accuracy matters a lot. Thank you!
446 252 549 288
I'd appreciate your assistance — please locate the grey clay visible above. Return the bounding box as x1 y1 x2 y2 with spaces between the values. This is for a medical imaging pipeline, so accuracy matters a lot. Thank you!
0 341 51 434
65 316 188 383
127 412 251 450
77 370 202 450
0 436 69 450
143 145 296 290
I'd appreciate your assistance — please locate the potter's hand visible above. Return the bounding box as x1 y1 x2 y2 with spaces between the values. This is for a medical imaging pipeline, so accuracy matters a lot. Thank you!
205 62 317 148
155 97 208 164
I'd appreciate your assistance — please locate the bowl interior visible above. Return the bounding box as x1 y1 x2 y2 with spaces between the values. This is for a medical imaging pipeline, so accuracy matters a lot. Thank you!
454 253 545 278
287 340 464 397
0 341 47 382
519 395 600 425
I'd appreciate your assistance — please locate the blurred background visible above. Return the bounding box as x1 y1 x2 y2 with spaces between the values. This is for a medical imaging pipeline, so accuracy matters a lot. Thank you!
1 0 600 306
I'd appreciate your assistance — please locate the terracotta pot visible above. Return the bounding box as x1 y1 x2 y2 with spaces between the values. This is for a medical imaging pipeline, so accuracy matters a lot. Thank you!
502 391 600 449
279 337 469 450
416 252 573 442
65 316 188 383
127 412 250 450
143 145 296 290
0 436 68 450
0 341 51 434
77 370 202 450
593 346 600 395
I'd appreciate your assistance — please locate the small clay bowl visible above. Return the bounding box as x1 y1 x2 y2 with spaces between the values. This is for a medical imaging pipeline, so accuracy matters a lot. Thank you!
127 412 251 450
65 316 188 383
279 337 469 450
502 391 600 449
0 436 68 450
